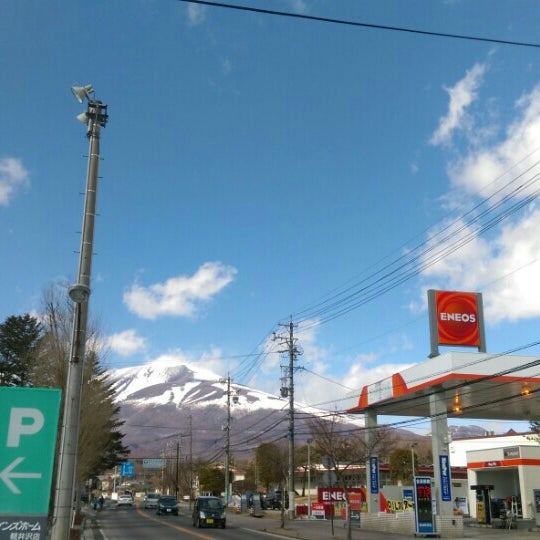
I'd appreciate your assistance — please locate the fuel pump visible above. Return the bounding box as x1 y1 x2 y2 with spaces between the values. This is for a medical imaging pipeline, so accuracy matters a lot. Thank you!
471 484 494 524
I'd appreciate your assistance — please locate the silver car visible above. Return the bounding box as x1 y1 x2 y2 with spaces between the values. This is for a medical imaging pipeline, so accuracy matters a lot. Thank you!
117 494 134 507
144 493 160 509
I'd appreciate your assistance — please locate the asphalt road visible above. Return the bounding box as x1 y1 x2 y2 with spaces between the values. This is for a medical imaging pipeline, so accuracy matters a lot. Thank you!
84 501 537 540
87 502 278 540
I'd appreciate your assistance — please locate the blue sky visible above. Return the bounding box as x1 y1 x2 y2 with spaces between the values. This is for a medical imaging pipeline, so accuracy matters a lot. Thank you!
2 0 540 434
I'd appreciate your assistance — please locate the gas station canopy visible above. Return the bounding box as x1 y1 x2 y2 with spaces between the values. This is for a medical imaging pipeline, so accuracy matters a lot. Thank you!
347 351 540 421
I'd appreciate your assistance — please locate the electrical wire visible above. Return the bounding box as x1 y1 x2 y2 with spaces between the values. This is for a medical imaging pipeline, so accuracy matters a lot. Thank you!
293 167 540 330
177 0 540 49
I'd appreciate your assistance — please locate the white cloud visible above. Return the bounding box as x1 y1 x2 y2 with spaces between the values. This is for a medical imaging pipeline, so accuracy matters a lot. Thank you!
106 329 146 356
423 209 540 323
257 320 414 411
124 261 237 320
194 347 231 378
186 3 206 26
422 80 540 324
0 157 29 206
430 63 487 146
221 58 232 75
289 0 308 14
448 84 540 197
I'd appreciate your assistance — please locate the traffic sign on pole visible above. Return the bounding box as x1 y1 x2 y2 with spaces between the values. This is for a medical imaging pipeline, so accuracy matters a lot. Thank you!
0 387 61 539
120 461 134 477
142 458 166 469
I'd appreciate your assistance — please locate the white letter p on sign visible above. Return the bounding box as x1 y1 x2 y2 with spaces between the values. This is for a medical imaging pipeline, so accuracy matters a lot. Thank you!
7 408 45 447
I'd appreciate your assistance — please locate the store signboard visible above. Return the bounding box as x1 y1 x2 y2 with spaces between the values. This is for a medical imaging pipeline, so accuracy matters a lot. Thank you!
504 447 520 459
428 289 486 356
414 477 435 535
369 456 379 494
439 455 452 502
312 502 325 519
142 458 166 469
0 387 61 540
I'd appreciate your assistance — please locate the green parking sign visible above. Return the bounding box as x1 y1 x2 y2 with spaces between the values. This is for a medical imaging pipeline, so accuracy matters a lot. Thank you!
0 387 61 514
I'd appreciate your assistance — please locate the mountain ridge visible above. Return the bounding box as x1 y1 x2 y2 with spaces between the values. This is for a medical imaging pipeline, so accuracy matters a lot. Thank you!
108 358 489 460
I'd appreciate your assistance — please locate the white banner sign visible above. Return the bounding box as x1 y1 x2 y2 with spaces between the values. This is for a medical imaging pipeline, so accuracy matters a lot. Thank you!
142 459 166 469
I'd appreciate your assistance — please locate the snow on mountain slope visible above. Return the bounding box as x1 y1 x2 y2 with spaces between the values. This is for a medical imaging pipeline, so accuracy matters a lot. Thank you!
108 354 335 416
107 356 365 456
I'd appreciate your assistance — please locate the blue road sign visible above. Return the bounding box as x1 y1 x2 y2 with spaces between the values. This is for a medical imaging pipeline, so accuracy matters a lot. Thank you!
120 461 135 477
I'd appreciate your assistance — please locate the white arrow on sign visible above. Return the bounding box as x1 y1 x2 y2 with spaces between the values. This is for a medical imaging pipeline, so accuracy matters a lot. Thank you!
1 457 42 494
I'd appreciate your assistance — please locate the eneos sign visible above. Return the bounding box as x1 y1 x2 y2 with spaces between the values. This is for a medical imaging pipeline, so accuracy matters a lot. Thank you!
436 291 479 346
428 290 485 355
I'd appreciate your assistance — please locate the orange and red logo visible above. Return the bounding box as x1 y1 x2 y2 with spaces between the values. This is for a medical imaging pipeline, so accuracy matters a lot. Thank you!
435 291 479 347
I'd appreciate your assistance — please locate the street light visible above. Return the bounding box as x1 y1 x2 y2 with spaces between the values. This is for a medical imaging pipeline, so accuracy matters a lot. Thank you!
51 86 108 540
410 442 418 481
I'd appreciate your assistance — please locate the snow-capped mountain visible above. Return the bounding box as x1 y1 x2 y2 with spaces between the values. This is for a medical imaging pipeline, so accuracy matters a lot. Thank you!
112 357 286 413
108 356 361 459
108 357 492 462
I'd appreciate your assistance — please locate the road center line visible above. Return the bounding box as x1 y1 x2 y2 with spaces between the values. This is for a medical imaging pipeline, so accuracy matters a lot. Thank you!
136 506 215 540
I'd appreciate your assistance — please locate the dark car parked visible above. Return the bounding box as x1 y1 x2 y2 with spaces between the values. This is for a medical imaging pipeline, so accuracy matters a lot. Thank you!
192 496 226 528
264 490 283 510
156 495 178 516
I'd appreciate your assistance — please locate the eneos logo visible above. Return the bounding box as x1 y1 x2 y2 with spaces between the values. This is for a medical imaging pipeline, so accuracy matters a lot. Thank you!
436 291 479 347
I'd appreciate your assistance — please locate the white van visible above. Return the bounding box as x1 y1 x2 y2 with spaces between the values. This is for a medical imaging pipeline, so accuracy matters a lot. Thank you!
144 493 160 509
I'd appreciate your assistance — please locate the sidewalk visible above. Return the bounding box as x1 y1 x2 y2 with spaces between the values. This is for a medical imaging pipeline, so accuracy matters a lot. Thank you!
227 511 364 540
226 510 539 539
82 502 539 540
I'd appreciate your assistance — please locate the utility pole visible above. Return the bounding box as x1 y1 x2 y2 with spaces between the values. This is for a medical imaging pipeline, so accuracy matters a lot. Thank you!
189 414 193 509
275 320 302 520
175 437 180 500
52 86 107 540
287 322 295 520
307 438 313 519
224 375 231 506
221 375 240 506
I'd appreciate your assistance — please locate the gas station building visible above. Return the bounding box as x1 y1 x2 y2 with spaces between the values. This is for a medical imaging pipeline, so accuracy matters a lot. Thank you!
346 290 540 536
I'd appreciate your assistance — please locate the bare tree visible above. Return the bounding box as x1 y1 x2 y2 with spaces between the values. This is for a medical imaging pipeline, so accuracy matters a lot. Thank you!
389 448 413 484
34 284 128 509
296 443 321 497
255 442 286 492
309 413 394 540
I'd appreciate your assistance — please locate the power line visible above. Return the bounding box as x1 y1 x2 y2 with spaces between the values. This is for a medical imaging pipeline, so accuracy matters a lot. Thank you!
178 0 540 49
292 161 540 330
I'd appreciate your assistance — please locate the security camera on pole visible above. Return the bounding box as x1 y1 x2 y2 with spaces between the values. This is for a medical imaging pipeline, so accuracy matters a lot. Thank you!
51 85 108 540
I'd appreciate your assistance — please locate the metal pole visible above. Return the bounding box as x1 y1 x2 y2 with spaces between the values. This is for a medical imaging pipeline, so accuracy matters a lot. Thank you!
288 321 295 520
51 96 107 540
189 415 193 510
175 438 180 499
225 376 231 506
307 438 312 519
